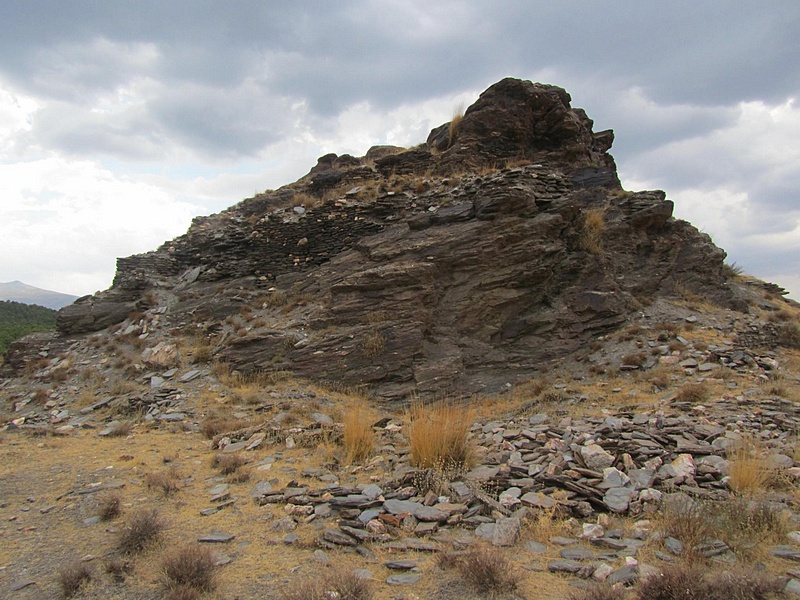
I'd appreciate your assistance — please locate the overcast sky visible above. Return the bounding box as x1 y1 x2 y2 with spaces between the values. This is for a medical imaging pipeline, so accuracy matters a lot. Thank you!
1 1 798 299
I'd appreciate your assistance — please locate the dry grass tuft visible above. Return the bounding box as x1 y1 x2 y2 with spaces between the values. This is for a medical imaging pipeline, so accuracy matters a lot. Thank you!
633 564 784 600
57 561 93 598
657 496 711 559
97 492 122 521
212 453 247 475
634 563 707 600
229 383 262 405
106 421 132 437
408 400 474 472
199 416 248 439
778 320 800 348
448 104 464 147
674 383 708 403
159 544 218 593
145 466 181 496
279 567 374 600
164 584 201 600
727 435 772 494
188 339 213 363
361 329 385 357
703 569 786 599
658 495 787 562
580 208 606 254
103 557 133 583
343 405 375 464
622 352 646 368
454 545 521 596
117 508 165 555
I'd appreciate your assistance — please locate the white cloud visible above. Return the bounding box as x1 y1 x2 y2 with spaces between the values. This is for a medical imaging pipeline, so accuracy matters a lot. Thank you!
0 157 200 295
619 95 800 297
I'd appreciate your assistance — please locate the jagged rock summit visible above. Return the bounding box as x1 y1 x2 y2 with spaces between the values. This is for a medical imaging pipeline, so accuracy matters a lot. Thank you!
50 78 746 399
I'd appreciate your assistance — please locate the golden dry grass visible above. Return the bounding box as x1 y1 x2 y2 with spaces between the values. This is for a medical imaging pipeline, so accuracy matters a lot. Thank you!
448 104 464 147
727 435 772 494
342 404 375 464
407 399 474 471
580 208 605 254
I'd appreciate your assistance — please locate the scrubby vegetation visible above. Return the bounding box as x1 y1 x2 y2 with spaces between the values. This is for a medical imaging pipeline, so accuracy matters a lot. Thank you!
117 508 165 555
0 300 57 356
159 544 218 594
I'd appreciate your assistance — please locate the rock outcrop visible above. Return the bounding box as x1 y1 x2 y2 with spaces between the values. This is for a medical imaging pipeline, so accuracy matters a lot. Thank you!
42 78 744 400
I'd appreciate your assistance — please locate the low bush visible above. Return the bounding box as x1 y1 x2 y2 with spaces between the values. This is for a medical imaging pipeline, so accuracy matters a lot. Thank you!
103 557 133 583
658 495 711 559
659 495 786 562
199 416 248 439
778 320 800 348
97 492 122 521
160 544 218 593
634 564 784 600
117 508 165 554
57 561 93 598
145 466 181 496
212 453 246 475
674 383 708 403
279 568 373 600
457 545 521 596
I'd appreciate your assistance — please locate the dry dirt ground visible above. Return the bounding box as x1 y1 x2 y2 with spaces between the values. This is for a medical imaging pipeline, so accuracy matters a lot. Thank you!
0 417 576 600
3 293 800 599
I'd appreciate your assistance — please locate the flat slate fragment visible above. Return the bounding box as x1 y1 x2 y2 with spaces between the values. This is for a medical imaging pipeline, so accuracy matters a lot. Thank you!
386 574 421 585
385 560 417 570
10 580 36 591
547 559 583 573
197 532 236 543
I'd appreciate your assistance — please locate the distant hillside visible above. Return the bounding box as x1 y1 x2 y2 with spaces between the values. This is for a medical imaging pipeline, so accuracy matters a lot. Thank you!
0 281 78 310
0 300 57 356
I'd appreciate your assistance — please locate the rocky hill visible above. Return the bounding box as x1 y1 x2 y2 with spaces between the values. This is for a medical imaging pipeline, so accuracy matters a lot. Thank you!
20 77 767 400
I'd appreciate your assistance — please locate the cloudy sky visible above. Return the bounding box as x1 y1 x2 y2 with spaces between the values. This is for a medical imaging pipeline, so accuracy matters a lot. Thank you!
1 2 798 299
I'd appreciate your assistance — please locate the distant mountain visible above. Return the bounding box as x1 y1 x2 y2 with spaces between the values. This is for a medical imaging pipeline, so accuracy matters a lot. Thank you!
0 281 78 310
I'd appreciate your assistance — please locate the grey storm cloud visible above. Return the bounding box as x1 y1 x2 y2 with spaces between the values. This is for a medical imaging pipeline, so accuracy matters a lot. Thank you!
0 1 799 295
0 1 797 161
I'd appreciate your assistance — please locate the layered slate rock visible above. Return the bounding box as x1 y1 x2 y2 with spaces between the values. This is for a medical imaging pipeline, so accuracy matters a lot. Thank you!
42 78 743 399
